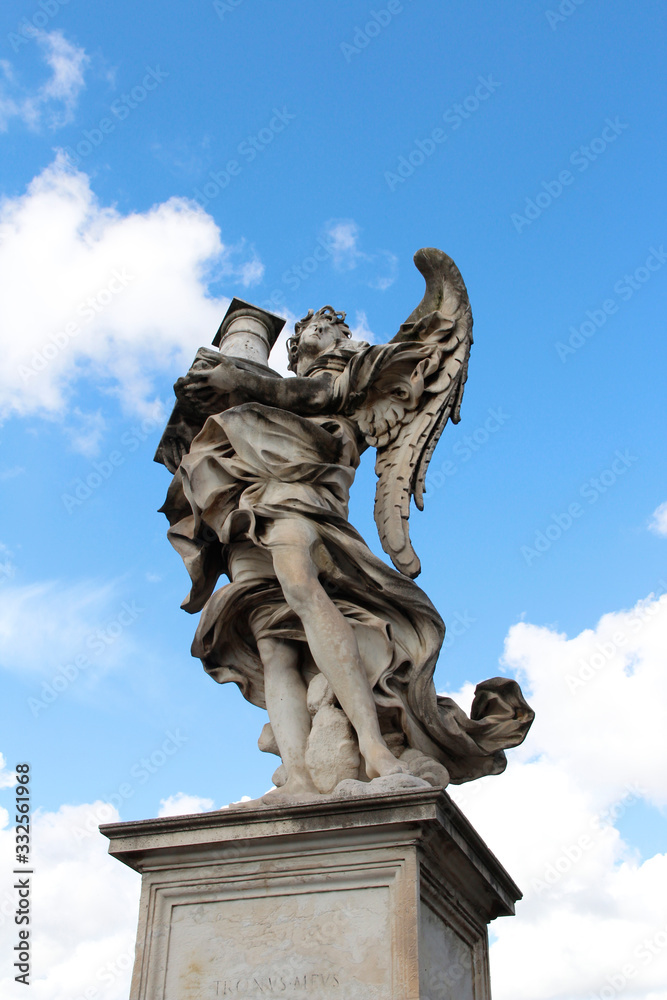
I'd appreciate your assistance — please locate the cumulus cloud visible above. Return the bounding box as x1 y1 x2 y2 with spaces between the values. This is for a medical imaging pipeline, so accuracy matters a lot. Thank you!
0 31 88 132
1 590 666 999
0 155 263 425
0 785 139 1000
322 218 398 290
447 586 667 1000
648 501 667 538
157 792 215 817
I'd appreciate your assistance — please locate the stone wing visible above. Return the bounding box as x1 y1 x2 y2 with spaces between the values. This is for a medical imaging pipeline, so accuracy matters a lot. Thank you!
370 248 473 578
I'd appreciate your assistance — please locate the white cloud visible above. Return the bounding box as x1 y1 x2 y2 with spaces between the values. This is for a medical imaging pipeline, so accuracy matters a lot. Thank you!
648 501 667 538
0 31 88 132
267 310 299 378
33 30 88 128
157 792 215 817
447 586 667 1000
322 218 398 290
348 309 379 344
236 254 265 287
0 790 139 1000
64 406 106 456
0 155 263 425
0 755 14 789
0 590 665 999
325 219 363 271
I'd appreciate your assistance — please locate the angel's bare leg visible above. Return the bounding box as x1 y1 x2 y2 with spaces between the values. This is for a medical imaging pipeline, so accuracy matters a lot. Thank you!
268 522 406 781
257 637 318 797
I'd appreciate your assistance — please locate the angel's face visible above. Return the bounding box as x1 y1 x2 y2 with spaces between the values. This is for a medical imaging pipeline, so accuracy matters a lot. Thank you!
298 318 338 358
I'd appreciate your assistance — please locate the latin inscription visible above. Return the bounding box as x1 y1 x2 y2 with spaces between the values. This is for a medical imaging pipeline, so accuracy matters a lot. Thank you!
214 973 340 994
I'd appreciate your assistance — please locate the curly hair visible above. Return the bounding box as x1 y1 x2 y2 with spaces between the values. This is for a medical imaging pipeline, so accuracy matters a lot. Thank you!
286 305 351 373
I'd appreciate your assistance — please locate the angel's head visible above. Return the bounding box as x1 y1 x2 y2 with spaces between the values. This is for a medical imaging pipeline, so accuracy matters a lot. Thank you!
287 306 353 375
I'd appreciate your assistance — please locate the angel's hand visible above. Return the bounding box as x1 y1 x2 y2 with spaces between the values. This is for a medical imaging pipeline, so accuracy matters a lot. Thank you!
174 358 240 408
162 433 188 474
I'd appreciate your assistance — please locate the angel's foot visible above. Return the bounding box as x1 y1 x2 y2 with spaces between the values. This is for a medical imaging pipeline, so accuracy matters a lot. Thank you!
362 741 409 781
260 772 321 804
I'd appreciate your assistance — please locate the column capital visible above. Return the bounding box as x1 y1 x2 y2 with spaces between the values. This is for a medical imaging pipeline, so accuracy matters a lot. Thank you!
213 297 285 350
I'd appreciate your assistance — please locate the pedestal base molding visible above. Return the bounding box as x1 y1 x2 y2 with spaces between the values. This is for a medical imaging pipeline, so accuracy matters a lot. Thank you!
102 787 520 1000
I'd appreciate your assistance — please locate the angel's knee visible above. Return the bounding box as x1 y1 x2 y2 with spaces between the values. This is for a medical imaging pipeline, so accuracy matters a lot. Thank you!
273 551 322 616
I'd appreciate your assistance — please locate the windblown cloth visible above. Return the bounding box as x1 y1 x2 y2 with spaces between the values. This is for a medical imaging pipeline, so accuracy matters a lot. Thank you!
161 380 533 783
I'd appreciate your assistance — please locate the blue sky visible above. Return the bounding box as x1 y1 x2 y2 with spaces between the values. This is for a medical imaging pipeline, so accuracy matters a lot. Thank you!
0 2 666 998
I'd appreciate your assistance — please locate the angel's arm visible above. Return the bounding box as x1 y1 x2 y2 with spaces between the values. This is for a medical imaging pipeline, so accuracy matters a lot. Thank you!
174 356 335 416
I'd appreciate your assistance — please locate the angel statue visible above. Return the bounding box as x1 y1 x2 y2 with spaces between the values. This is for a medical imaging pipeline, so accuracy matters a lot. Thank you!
156 248 533 802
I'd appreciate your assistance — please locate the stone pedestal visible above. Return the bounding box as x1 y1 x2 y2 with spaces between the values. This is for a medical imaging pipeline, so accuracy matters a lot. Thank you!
101 787 520 1000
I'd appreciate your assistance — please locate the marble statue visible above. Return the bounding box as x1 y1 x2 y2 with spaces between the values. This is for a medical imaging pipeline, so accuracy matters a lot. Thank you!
156 248 534 802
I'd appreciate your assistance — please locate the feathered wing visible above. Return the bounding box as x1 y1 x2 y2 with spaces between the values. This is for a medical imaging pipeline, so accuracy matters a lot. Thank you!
365 248 473 577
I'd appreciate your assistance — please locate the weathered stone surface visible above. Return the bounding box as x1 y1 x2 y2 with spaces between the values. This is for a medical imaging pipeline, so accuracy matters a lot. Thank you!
333 773 431 798
305 675 361 793
156 253 534 803
101 787 520 999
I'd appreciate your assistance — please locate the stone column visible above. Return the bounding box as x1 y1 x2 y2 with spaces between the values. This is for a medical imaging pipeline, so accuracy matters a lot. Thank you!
153 298 285 471
212 297 285 366
101 787 520 1000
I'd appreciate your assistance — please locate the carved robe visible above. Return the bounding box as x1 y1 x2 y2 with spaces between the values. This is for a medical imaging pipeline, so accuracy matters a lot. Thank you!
160 344 533 784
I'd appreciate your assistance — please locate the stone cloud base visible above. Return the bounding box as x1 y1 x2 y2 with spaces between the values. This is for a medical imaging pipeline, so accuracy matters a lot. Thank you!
101 788 520 1000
